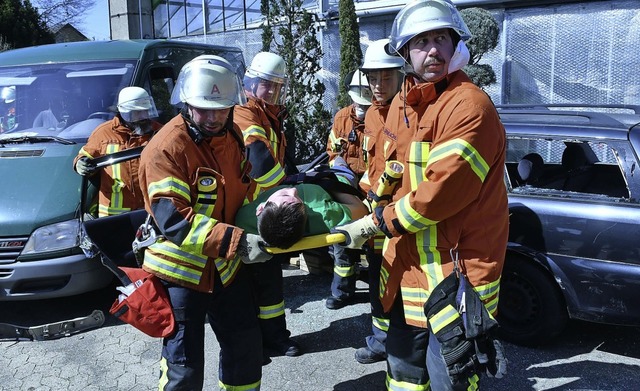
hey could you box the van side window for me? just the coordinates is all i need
[144,67,176,124]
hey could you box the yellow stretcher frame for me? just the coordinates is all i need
[264,233,346,254]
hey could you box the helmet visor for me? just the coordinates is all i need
[118,96,159,122]
[171,58,247,109]
[243,75,288,106]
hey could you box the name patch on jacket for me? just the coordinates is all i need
[383,127,397,142]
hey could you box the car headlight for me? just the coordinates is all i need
[22,219,81,254]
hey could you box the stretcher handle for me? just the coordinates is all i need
[265,233,346,254]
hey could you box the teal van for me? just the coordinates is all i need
[0,40,245,300]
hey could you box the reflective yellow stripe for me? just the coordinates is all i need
[467,374,480,390]
[243,125,267,140]
[98,204,131,217]
[386,374,430,391]
[396,195,438,234]
[379,263,389,299]
[408,141,429,190]
[417,226,444,290]
[194,194,216,216]
[429,139,489,183]
[78,147,94,159]
[215,256,242,287]
[151,240,208,268]
[373,235,385,251]
[218,379,261,391]
[182,214,214,255]
[148,176,191,201]
[474,278,501,316]
[258,300,285,320]
[334,264,355,278]
[372,316,389,332]
[401,286,429,324]
[254,163,285,189]
[362,135,371,164]
[159,357,169,390]
[428,303,460,334]
[144,252,201,285]
[106,144,126,213]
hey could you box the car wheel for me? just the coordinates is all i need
[497,254,568,346]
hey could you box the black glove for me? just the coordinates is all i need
[75,157,97,176]
[237,233,272,264]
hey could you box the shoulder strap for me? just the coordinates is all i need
[284,167,363,199]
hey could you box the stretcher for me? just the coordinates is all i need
[264,232,346,254]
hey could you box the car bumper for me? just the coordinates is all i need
[0,253,113,301]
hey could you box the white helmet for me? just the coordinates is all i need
[387,0,472,56]
[347,71,373,106]
[1,86,15,103]
[170,55,246,109]
[117,86,158,122]
[244,52,288,105]
[360,39,405,72]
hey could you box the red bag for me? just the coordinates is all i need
[109,267,176,338]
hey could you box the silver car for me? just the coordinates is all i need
[498,104,640,345]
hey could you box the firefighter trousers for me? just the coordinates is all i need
[386,293,481,391]
[365,249,387,356]
[247,253,291,345]
[159,267,262,391]
[329,244,360,299]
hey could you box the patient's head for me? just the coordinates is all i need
[256,187,307,249]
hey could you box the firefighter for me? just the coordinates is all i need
[324,70,373,310]
[73,86,161,217]
[332,0,509,389]
[354,38,405,365]
[234,51,301,358]
[0,85,17,132]
[138,55,271,390]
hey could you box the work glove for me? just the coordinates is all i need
[237,233,272,264]
[75,157,97,176]
[332,214,379,249]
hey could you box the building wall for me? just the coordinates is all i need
[110,0,640,113]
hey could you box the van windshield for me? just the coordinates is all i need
[0,60,136,142]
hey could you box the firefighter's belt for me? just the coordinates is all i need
[424,272,507,388]
[0,310,105,341]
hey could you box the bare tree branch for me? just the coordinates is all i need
[33,0,96,31]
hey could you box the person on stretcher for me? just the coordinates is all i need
[235,158,369,249]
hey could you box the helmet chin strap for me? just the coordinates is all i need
[181,105,234,142]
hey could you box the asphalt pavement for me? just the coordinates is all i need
[1,262,639,391]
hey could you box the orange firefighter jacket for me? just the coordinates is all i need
[360,100,392,253]
[360,100,391,195]
[138,115,255,293]
[234,97,288,197]
[326,105,367,182]
[376,70,509,328]
[74,116,160,217]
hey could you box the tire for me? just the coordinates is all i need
[497,254,569,346]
